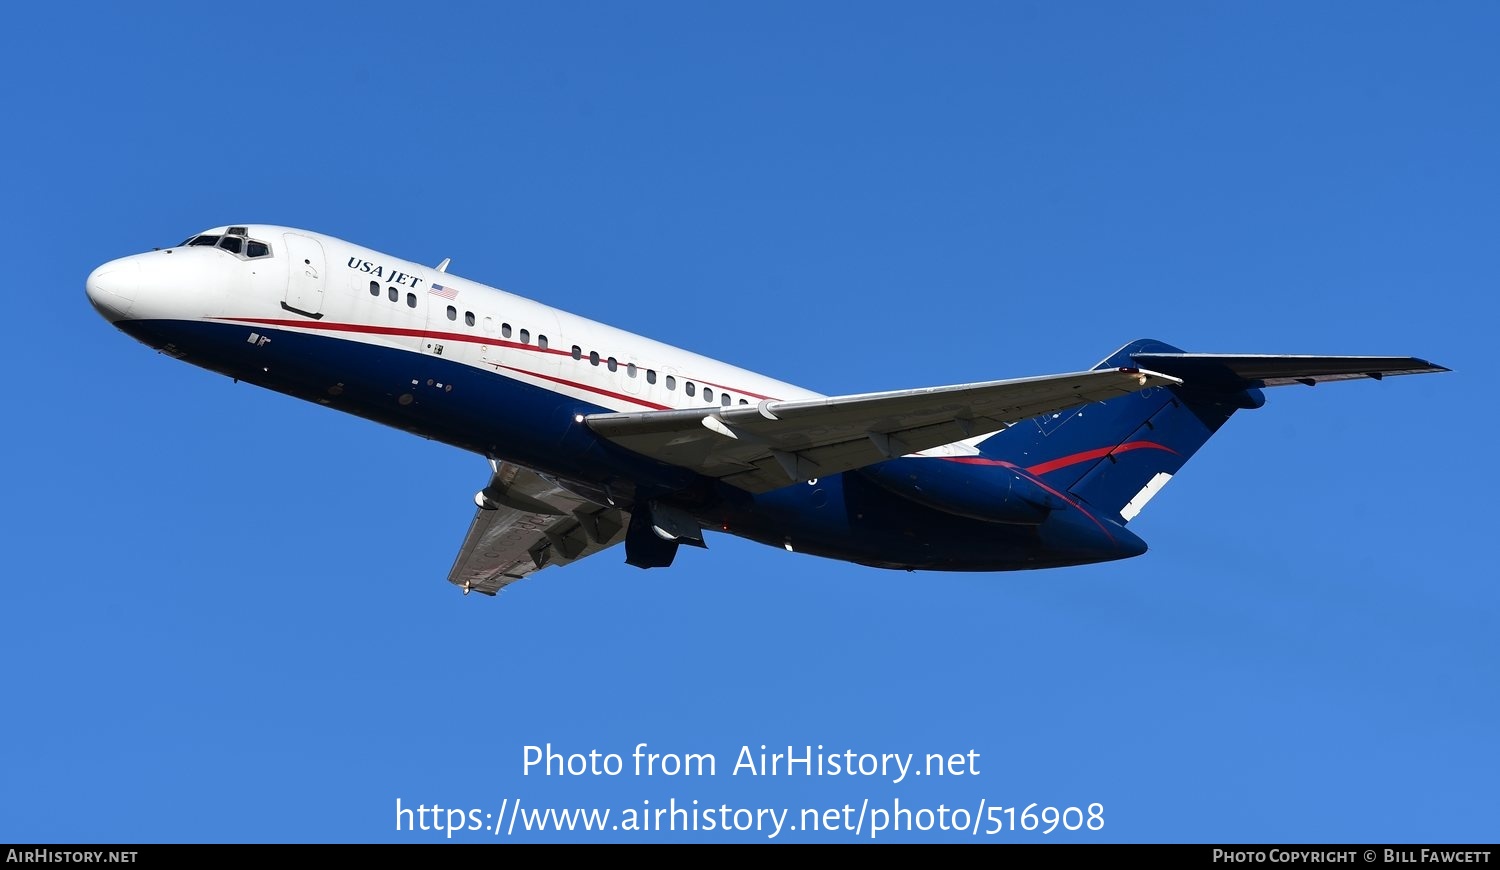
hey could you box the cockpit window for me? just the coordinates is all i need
[181,231,273,259]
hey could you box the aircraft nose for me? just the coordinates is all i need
[85,259,139,322]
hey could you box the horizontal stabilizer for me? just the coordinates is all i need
[971,339,1452,526]
[1129,353,1449,389]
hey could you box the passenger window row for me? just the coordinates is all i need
[369,285,549,347]
[359,281,741,406]
[568,344,748,407]
[369,281,419,308]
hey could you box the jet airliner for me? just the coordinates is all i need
[85,225,1448,596]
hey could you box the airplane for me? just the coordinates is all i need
[84,225,1448,596]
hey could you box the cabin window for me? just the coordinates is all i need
[589,351,600,366]
[703,387,713,402]
[685,382,695,397]
[571,345,582,360]
[607,357,618,372]
[537,335,548,350]
[519,329,530,344]
[721,393,732,407]
[501,323,512,339]
[646,369,657,384]
[465,311,475,326]
[665,375,676,390]
[406,292,417,308]
[217,236,243,254]
[246,240,271,258]
[370,281,380,297]
[388,287,398,302]
[627,363,637,378]
[446,305,457,321]
[739,398,749,405]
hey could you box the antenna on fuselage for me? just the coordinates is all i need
[435,258,451,273]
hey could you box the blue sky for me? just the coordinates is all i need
[2,2,1493,843]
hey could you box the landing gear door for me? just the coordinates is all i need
[282,233,325,318]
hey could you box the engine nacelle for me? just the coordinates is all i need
[858,457,1059,525]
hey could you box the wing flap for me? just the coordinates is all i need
[447,461,626,595]
[588,368,1181,493]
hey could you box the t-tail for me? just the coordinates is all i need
[973,338,1449,525]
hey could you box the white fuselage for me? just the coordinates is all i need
[85,223,1155,575]
[88,224,824,417]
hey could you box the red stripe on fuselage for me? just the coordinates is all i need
[1024,441,1178,477]
[939,457,1115,542]
[212,316,572,355]
[488,364,671,411]
[940,440,1177,477]
[938,441,1180,541]
[212,316,779,405]
[683,377,778,402]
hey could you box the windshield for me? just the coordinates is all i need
[178,231,273,259]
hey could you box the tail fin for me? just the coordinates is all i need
[977,338,1447,523]
[978,339,1255,523]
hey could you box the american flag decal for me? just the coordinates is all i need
[430,283,459,300]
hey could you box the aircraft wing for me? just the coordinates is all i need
[586,368,1181,494]
[447,460,627,596]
